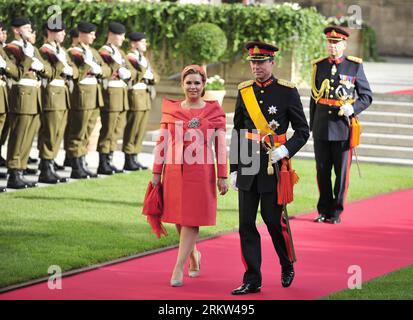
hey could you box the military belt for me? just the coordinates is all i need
[79,77,98,85]
[245,132,286,146]
[132,82,147,90]
[18,79,41,87]
[49,79,66,87]
[318,98,354,107]
[108,80,127,88]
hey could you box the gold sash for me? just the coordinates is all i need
[240,85,275,135]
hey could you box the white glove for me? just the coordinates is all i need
[271,145,289,163]
[230,171,238,191]
[118,67,131,80]
[340,103,354,117]
[30,57,44,72]
[0,55,6,69]
[143,68,154,80]
[22,43,34,58]
[90,62,102,75]
[63,65,73,77]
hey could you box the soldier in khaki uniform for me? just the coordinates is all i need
[98,22,135,175]
[67,21,111,179]
[124,32,158,170]
[0,22,19,190]
[38,21,79,184]
[5,17,52,189]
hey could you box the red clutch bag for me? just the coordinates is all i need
[142,181,168,238]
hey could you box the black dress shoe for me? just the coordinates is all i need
[231,283,261,295]
[313,214,327,223]
[281,266,295,288]
[7,170,37,189]
[325,217,341,224]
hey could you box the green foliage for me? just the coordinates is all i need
[181,22,227,65]
[0,0,327,77]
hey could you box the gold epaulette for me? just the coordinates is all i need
[311,57,327,65]
[238,80,254,90]
[347,56,363,64]
[277,79,296,88]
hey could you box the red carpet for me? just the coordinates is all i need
[389,89,413,94]
[1,189,413,300]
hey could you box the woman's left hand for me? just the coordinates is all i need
[217,178,228,195]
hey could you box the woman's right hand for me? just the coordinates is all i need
[152,173,161,186]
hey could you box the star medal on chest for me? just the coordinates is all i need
[188,117,200,129]
[268,119,280,131]
[268,105,278,115]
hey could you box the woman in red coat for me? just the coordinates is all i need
[151,65,228,287]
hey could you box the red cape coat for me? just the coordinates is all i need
[153,99,227,226]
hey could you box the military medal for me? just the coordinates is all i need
[331,65,337,75]
[268,105,278,115]
[268,119,280,131]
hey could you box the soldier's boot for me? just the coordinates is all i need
[52,161,69,183]
[63,154,72,167]
[80,156,98,178]
[0,172,7,179]
[97,153,115,175]
[28,157,39,165]
[108,152,124,174]
[38,160,60,184]
[7,170,38,189]
[53,161,65,171]
[70,157,90,179]
[135,154,148,170]
[23,167,38,175]
[124,153,140,171]
[0,146,6,167]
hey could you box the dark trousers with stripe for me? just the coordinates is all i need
[238,176,292,286]
[314,139,352,219]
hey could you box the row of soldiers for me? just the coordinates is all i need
[0,17,157,191]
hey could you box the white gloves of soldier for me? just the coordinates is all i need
[340,103,354,117]
[230,171,238,191]
[63,65,73,77]
[22,43,34,58]
[0,55,6,69]
[271,145,289,163]
[89,62,102,75]
[30,57,44,72]
[83,49,94,65]
[118,67,131,80]
[55,48,67,63]
[143,68,154,80]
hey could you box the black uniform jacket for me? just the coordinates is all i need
[230,76,309,193]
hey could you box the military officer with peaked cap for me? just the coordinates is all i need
[229,41,309,294]
[5,17,52,189]
[38,20,78,184]
[97,22,135,175]
[310,26,372,224]
[67,21,111,179]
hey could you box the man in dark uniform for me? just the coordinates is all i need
[310,26,372,224]
[230,41,309,295]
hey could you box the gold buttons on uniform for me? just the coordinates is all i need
[330,79,334,82]
[260,90,264,93]
[328,111,332,114]
[329,95,333,98]
[259,100,263,104]
[256,151,260,154]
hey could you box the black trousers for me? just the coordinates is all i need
[313,139,352,219]
[238,176,292,286]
